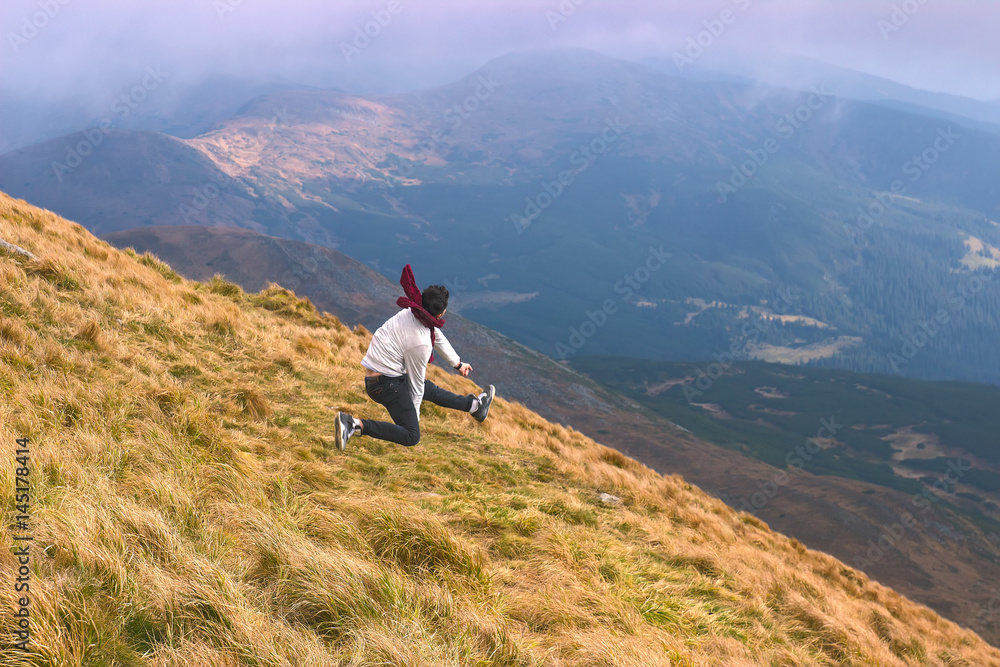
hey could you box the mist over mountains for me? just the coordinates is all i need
[653,53,1000,132]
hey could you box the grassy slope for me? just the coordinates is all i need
[1,192,998,666]
[92,225,1000,647]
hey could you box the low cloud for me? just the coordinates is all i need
[1,0,997,136]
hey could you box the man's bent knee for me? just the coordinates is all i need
[401,426,421,447]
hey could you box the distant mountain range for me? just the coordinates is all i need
[652,53,1000,132]
[0,75,308,154]
[0,131,286,233]
[3,48,1000,387]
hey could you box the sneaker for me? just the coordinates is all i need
[335,411,356,451]
[471,385,495,423]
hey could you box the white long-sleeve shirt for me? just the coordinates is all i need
[361,309,461,418]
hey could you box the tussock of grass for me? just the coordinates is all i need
[24,256,83,291]
[1,191,1000,666]
[229,388,271,421]
[251,284,336,330]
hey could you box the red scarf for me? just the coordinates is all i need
[396,264,445,362]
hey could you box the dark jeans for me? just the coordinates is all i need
[361,375,475,447]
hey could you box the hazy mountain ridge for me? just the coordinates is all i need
[0,130,284,235]
[0,75,310,155]
[652,54,1000,132]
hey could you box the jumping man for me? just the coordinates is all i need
[335,265,495,450]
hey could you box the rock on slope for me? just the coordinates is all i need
[2,191,999,665]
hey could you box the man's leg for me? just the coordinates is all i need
[423,380,476,412]
[359,376,421,447]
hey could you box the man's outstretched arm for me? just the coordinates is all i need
[434,330,471,376]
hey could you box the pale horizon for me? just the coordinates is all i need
[2,0,997,105]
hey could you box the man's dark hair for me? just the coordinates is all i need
[422,285,449,317]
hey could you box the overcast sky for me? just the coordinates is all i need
[2,0,998,103]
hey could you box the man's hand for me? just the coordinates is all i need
[455,362,473,377]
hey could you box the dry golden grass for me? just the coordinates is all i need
[1,191,999,666]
